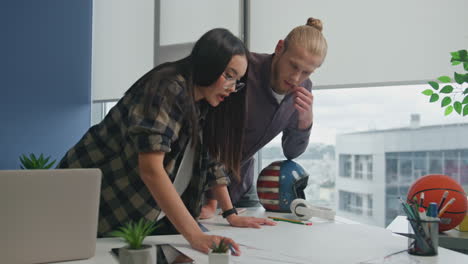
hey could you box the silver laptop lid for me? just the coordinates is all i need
[0,169,101,264]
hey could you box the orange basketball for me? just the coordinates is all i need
[407,174,467,231]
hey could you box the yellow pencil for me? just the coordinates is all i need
[438,197,456,218]
[267,216,312,225]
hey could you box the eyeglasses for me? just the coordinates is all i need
[222,72,245,92]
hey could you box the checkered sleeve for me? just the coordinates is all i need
[128,80,185,153]
[205,157,231,190]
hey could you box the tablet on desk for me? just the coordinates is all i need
[111,244,194,264]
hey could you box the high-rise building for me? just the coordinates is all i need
[335,119,468,227]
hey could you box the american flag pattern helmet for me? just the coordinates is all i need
[257,160,309,212]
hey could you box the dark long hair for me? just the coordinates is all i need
[195,28,249,182]
[126,28,248,181]
[203,84,247,182]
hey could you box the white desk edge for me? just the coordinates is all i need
[57,208,468,264]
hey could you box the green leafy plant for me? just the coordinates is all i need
[211,238,229,253]
[108,219,158,250]
[422,49,468,116]
[19,153,56,169]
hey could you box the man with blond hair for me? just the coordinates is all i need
[202,18,328,219]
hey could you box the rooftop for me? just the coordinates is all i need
[339,122,468,136]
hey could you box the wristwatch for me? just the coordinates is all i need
[222,208,238,218]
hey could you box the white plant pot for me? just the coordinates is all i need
[208,250,230,264]
[119,244,155,264]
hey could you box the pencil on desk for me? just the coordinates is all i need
[399,197,416,220]
[438,197,456,217]
[236,208,247,214]
[438,191,449,213]
[228,244,237,255]
[267,216,312,226]
[419,192,424,207]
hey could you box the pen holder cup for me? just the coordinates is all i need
[407,218,439,256]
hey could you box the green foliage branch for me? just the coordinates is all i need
[422,50,468,116]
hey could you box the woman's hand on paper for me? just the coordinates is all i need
[226,215,277,228]
[188,233,241,256]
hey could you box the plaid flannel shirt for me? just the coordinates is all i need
[58,71,229,236]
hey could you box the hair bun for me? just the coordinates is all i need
[306,17,323,32]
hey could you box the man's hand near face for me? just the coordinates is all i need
[292,86,313,130]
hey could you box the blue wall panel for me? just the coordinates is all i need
[0,0,92,169]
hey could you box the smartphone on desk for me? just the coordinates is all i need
[111,244,194,264]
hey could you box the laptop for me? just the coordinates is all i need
[0,169,102,264]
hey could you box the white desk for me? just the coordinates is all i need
[60,208,468,264]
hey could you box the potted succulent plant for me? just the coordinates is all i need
[109,218,158,264]
[19,153,56,169]
[208,238,231,264]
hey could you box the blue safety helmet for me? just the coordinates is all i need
[257,160,309,212]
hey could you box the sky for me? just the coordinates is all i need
[267,84,468,146]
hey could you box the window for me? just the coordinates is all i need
[355,155,363,179]
[384,149,468,225]
[354,155,373,180]
[385,194,401,226]
[339,190,351,212]
[339,190,369,215]
[399,152,413,184]
[462,150,468,186]
[367,160,373,180]
[262,85,467,227]
[386,153,398,185]
[93,84,467,228]
[367,194,373,216]
[444,150,460,181]
[355,195,363,215]
[413,152,427,179]
[429,151,443,174]
[233,85,468,227]
[339,154,352,178]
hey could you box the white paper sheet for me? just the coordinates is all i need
[153,222,409,264]
[207,222,408,264]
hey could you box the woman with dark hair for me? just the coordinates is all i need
[58,28,274,254]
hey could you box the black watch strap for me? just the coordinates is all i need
[222,208,238,218]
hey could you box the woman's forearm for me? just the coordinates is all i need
[138,152,203,242]
[211,185,234,212]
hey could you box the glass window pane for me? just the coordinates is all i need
[413,151,427,178]
[367,158,373,180]
[461,150,468,190]
[429,151,443,174]
[400,157,413,184]
[444,150,460,180]
[355,155,363,179]
[386,154,398,184]
[367,194,373,216]
[339,154,352,178]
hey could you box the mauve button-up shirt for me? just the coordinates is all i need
[228,52,313,204]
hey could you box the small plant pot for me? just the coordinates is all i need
[119,244,155,264]
[208,250,230,264]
